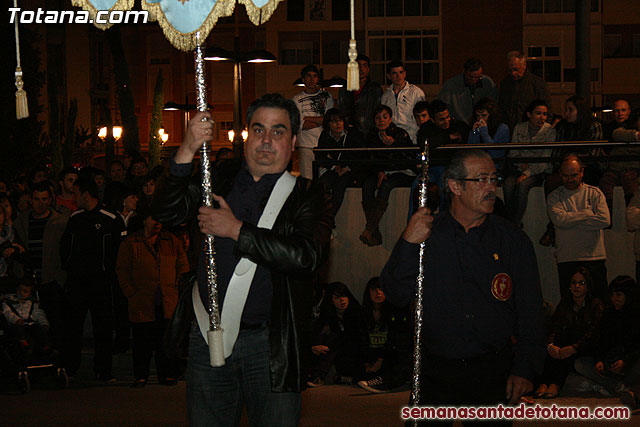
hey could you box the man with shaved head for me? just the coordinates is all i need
[548,155,610,301]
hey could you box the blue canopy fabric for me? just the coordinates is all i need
[71,0,285,51]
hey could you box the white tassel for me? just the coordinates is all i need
[15,67,29,120]
[14,0,28,120]
[346,0,359,91]
[347,39,359,91]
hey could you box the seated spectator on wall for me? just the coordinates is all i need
[406,101,439,220]
[413,101,430,128]
[574,276,640,397]
[534,268,603,399]
[306,282,366,387]
[417,100,469,188]
[316,108,365,219]
[467,97,510,163]
[600,104,640,213]
[357,277,412,394]
[360,105,415,247]
[503,99,556,226]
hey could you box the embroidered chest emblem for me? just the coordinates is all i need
[491,273,512,301]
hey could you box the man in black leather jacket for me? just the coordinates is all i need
[152,93,332,426]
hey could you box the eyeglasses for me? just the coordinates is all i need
[570,280,586,286]
[459,177,501,185]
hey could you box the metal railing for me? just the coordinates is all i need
[312,140,640,179]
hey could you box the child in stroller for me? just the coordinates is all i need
[1,278,66,392]
[2,280,51,357]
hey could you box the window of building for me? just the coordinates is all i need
[279,32,321,65]
[287,0,354,21]
[525,0,598,13]
[604,25,640,58]
[216,121,234,142]
[367,0,438,17]
[527,46,561,82]
[278,31,365,65]
[331,0,349,20]
[368,30,439,85]
[287,0,305,21]
[323,31,366,64]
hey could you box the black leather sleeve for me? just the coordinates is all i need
[235,178,333,278]
[152,171,202,227]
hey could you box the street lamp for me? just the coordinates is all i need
[112,124,122,141]
[292,75,345,88]
[164,100,213,137]
[98,122,123,156]
[227,129,248,144]
[204,10,276,158]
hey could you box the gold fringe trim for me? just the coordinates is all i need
[141,0,235,51]
[239,0,284,26]
[71,0,134,31]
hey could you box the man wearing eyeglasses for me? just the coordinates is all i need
[380,149,545,414]
[547,155,610,302]
[438,58,497,126]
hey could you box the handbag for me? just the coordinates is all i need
[163,274,195,360]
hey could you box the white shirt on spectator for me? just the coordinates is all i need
[381,81,425,144]
[547,183,610,264]
[291,89,334,149]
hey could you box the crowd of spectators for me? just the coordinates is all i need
[1,50,640,410]
[301,51,640,405]
[0,151,182,387]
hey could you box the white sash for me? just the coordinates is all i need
[193,171,297,359]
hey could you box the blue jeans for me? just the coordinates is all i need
[319,169,354,218]
[407,166,446,221]
[503,173,545,226]
[187,324,301,427]
[362,172,414,202]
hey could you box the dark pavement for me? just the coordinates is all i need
[1,347,637,426]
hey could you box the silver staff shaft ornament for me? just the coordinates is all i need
[194,35,224,368]
[410,145,429,419]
